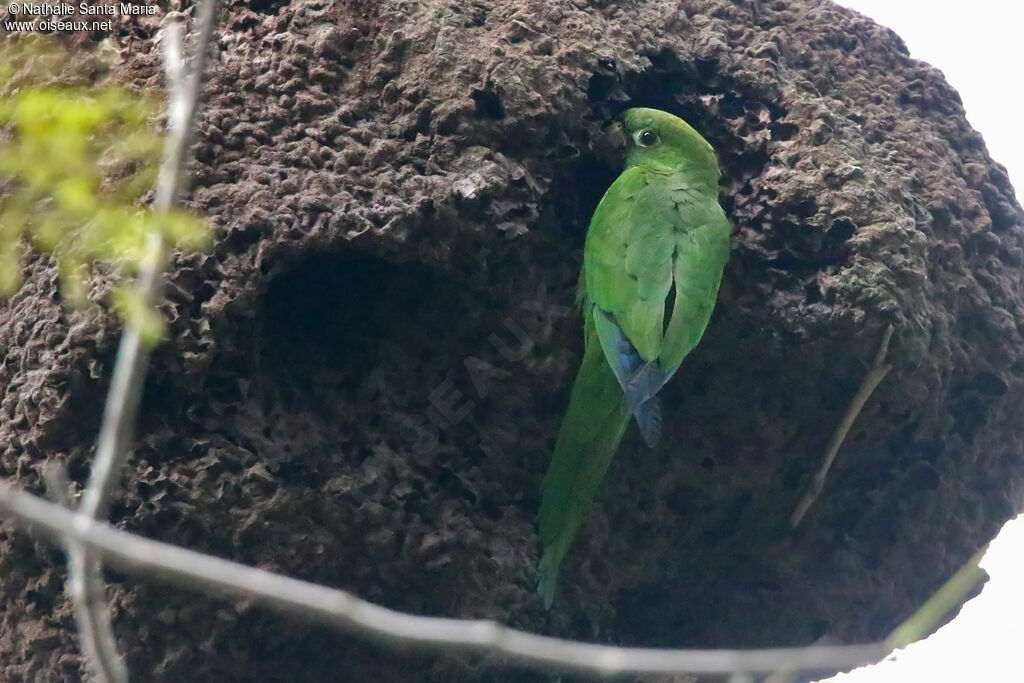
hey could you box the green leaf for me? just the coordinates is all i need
[0,37,211,339]
[0,242,22,296]
[112,287,165,347]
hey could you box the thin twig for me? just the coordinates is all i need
[78,0,217,524]
[766,542,989,683]
[61,5,219,683]
[0,482,891,677]
[885,546,988,650]
[44,465,127,683]
[791,325,894,527]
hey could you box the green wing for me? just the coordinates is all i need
[584,166,730,394]
[585,166,675,364]
[660,194,731,372]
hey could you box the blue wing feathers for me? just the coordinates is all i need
[593,305,669,448]
[633,395,662,447]
[622,363,670,415]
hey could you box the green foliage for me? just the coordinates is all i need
[0,36,209,340]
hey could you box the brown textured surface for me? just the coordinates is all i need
[3,0,1024,680]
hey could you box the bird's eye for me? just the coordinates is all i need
[636,130,659,147]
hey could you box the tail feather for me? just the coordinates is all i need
[622,363,670,415]
[633,396,662,448]
[538,321,630,607]
[537,551,561,609]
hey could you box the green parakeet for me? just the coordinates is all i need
[537,107,731,606]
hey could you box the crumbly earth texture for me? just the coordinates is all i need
[2,0,1023,681]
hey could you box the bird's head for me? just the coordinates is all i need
[614,107,720,186]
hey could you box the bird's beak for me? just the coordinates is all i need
[595,119,627,166]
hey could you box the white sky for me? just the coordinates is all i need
[821,2,1024,681]
[835,0,1022,195]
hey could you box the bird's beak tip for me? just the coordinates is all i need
[595,119,628,165]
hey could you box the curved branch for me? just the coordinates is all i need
[44,466,127,683]
[791,324,894,527]
[64,4,220,682]
[0,482,890,677]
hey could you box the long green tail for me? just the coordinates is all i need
[538,317,630,607]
